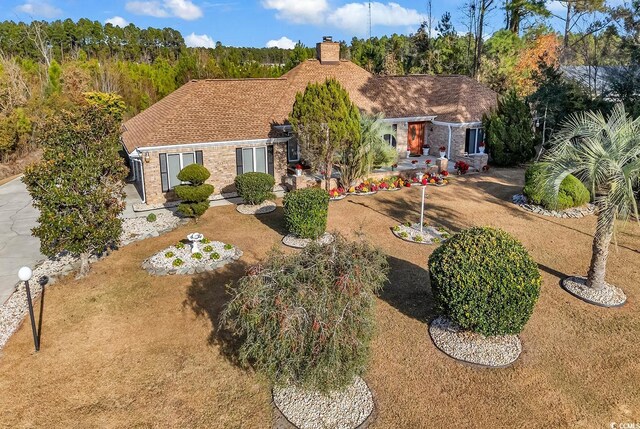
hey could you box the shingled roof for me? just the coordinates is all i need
[121,58,498,153]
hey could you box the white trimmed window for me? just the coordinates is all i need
[465,128,485,154]
[159,151,203,192]
[235,145,274,176]
[384,124,398,148]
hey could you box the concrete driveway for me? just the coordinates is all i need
[0,177,42,304]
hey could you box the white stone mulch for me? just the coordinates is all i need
[351,191,377,196]
[429,316,522,367]
[236,200,277,215]
[273,376,374,429]
[0,212,185,352]
[282,233,335,249]
[562,276,627,307]
[512,194,595,218]
[391,223,450,245]
[142,240,242,275]
[329,195,347,201]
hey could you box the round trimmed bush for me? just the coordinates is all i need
[234,172,275,205]
[146,213,157,222]
[283,187,329,239]
[523,164,590,210]
[174,164,214,220]
[221,234,389,392]
[428,227,541,336]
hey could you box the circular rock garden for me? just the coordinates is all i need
[142,236,242,275]
[561,276,627,307]
[236,200,277,215]
[282,232,335,249]
[512,194,595,218]
[273,376,375,429]
[391,222,450,244]
[429,316,522,367]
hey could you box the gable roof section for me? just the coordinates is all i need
[122,59,498,153]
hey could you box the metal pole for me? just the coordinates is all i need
[24,280,39,352]
[420,186,425,233]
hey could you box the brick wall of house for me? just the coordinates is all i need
[394,122,409,157]
[142,142,288,205]
[425,124,468,159]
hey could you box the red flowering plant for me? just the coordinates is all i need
[411,159,418,164]
[329,187,346,198]
[454,161,470,174]
[441,170,449,177]
[404,181,411,187]
[378,181,389,190]
[295,164,303,170]
[425,159,432,165]
[439,146,446,152]
[421,177,428,185]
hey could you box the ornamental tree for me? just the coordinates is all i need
[174,163,214,221]
[289,78,361,192]
[23,104,127,277]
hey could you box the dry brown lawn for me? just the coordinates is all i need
[1,168,639,429]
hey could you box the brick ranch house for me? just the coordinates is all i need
[121,38,498,206]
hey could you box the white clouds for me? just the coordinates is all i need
[547,1,566,14]
[126,0,203,20]
[266,36,296,49]
[105,16,129,27]
[185,33,216,48]
[328,2,425,34]
[15,0,62,18]
[261,0,329,24]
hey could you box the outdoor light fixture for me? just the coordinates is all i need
[144,152,150,163]
[18,266,39,352]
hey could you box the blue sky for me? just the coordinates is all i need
[0,0,619,49]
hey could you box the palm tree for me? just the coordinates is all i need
[538,104,640,299]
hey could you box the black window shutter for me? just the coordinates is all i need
[235,148,243,176]
[267,145,274,176]
[159,153,169,192]
[465,129,471,154]
[195,150,203,165]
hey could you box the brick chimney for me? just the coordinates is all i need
[316,36,340,64]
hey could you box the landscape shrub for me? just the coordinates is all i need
[523,163,590,210]
[234,172,275,205]
[428,227,541,336]
[283,187,329,239]
[221,234,389,392]
[146,213,157,222]
[174,164,214,220]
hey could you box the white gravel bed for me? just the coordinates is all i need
[329,195,347,201]
[282,233,335,249]
[120,211,186,245]
[429,316,522,367]
[350,191,377,196]
[391,223,450,245]
[1,211,186,351]
[562,276,627,307]
[512,194,595,218]
[236,200,277,215]
[142,240,242,275]
[273,376,374,429]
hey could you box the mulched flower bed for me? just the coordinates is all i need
[391,223,451,245]
[273,376,375,429]
[282,233,335,249]
[429,316,522,367]
[142,239,242,275]
[561,276,627,307]
[236,200,277,215]
[512,194,595,219]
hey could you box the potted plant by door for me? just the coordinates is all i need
[423,145,430,156]
[295,163,303,176]
[439,146,447,159]
[478,141,486,154]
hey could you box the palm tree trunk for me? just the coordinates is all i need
[586,213,614,290]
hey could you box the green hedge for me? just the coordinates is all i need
[221,234,389,392]
[523,164,590,210]
[283,187,329,239]
[234,172,275,205]
[174,164,214,219]
[428,227,541,336]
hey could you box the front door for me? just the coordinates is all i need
[408,122,425,155]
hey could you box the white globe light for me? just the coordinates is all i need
[18,266,32,281]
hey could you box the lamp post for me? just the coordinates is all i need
[420,185,426,234]
[18,266,39,352]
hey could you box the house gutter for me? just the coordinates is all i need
[130,137,290,155]
[432,120,483,128]
[130,156,146,204]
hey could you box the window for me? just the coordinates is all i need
[235,145,274,176]
[384,124,398,148]
[287,139,300,162]
[465,128,485,154]
[159,151,203,192]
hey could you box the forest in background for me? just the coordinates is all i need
[0,0,638,174]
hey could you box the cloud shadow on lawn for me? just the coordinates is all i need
[183,260,251,367]
[380,255,439,323]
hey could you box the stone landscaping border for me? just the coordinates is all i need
[329,195,347,201]
[282,233,335,249]
[512,194,595,218]
[391,223,450,245]
[561,276,627,308]
[350,191,377,196]
[428,316,522,368]
[236,201,277,215]
[272,376,375,429]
